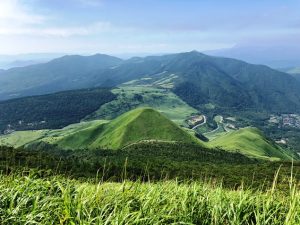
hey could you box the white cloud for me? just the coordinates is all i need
[0,21,113,37]
[0,0,114,37]
[0,0,45,25]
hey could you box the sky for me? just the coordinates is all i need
[0,0,299,55]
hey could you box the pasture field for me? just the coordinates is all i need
[85,85,198,125]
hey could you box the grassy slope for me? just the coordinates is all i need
[0,130,49,148]
[208,127,292,160]
[0,120,108,148]
[85,85,197,125]
[0,109,295,160]
[0,174,299,224]
[40,120,108,147]
[57,108,201,149]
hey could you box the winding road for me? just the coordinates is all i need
[191,115,207,130]
[203,116,224,135]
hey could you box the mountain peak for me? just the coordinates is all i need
[51,107,201,150]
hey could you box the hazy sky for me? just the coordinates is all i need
[0,0,299,55]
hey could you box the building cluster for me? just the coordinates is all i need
[187,115,204,126]
[282,114,300,128]
[269,114,300,128]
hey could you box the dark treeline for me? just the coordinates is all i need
[0,88,116,133]
[0,143,298,189]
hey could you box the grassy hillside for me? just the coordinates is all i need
[0,88,115,133]
[56,108,201,149]
[0,120,109,148]
[86,85,197,125]
[0,108,201,149]
[0,106,297,160]
[0,172,299,225]
[0,109,296,161]
[0,143,299,224]
[0,130,49,148]
[208,127,294,160]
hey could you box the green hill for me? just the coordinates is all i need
[208,127,294,160]
[51,108,201,150]
[0,109,296,161]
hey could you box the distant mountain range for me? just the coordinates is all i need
[0,53,65,69]
[1,51,300,112]
[206,45,300,68]
[3,60,44,69]
[0,54,122,100]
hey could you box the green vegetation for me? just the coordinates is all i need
[86,85,197,125]
[171,52,300,113]
[0,120,108,148]
[209,127,294,160]
[52,108,201,149]
[1,144,299,187]
[1,52,300,224]
[0,142,300,224]
[0,130,49,148]
[0,108,200,150]
[203,115,227,140]
[1,51,300,113]
[0,88,116,132]
[0,172,299,225]
[0,108,296,160]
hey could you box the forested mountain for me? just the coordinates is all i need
[169,52,300,112]
[1,51,300,112]
[0,54,122,100]
[0,88,115,132]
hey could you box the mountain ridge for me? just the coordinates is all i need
[1,51,300,112]
[0,54,123,100]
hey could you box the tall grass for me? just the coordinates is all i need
[0,171,299,224]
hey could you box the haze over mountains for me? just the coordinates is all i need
[1,51,300,113]
[0,53,65,70]
[206,45,300,68]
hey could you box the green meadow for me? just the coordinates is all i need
[85,85,197,125]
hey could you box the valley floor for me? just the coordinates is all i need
[0,172,299,225]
